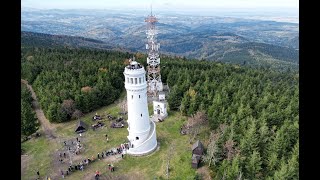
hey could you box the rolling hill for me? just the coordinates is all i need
[22,31,298,71]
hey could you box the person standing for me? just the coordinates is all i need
[36,170,40,179]
[60,169,64,179]
[95,170,100,178]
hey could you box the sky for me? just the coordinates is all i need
[22,0,299,11]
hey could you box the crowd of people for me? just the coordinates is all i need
[37,132,129,179]
[37,136,131,179]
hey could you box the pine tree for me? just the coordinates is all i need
[21,101,39,136]
[273,158,289,180]
[239,118,258,157]
[245,151,262,179]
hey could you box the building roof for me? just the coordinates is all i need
[153,100,166,104]
[192,140,204,151]
[126,60,142,70]
[76,120,88,129]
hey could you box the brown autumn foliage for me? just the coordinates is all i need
[187,111,208,128]
[187,111,208,143]
[27,56,34,61]
[81,86,92,93]
[61,99,75,116]
[123,59,130,65]
[98,67,108,72]
[135,52,144,59]
[223,139,239,161]
[71,109,83,120]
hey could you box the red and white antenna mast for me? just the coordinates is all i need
[145,5,163,98]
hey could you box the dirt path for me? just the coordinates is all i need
[21,79,57,139]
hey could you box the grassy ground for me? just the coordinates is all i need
[22,95,210,180]
[21,136,59,178]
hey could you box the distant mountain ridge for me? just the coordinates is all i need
[22,9,299,70]
[21,31,129,52]
[22,31,298,71]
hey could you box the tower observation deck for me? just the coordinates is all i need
[145,11,163,98]
[123,59,158,155]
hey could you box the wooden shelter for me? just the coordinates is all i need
[192,140,204,156]
[75,120,88,133]
[191,154,201,169]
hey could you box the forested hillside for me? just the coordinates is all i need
[21,84,39,137]
[21,31,115,50]
[22,31,298,71]
[21,38,298,178]
[21,47,128,122]
[160,58,299,179]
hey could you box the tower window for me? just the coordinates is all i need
[132,95,133,99]
[136,137,139,140]
[139,78,141,84]
[139,95,140,98]
[135,78,137,84]
[141,114,142,117]
[130,78,133,84]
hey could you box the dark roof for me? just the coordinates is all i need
[192,140,204,151]
[76,120,88,129]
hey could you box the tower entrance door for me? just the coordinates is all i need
[157,109,160,115]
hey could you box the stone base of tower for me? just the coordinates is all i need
[127,121,157,156]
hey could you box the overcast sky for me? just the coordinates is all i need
[22,0,299,11]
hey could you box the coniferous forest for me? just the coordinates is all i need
[21,47,127,122]
[21,44,298,179]
[161,58,299,179]
[21,84,39,138]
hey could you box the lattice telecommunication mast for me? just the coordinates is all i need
[145,9,163,98]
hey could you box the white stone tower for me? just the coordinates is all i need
[123,59,157,155]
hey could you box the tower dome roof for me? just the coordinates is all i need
[126,60,143,70]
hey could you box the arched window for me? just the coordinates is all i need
[141,114,142,117]
[139,95,140,98]
[135,78,137,84]
[139,78,141,84]
[132,95,133,99]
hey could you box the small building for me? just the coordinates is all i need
[153,100,168,118]
[75,120,88,133]
[192,140,204,156]
[191,154,201,169]
[159,92,165,101]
